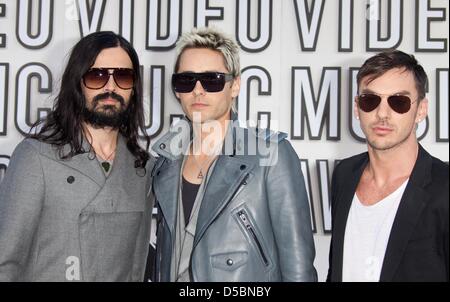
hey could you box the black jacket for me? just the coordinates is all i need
[327,145,449,282]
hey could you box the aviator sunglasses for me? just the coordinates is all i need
[82,68,134,90]
[172,72,234,93]
[357,93,417,114]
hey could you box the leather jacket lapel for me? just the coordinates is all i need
[153,159,182,236]
[193,154,255,248]
[151,120,192,236]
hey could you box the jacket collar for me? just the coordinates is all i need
[37,134,137,187]
[152,111,244,160]
[152,117,192,161]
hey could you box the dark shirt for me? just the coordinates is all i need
[182,176,200,226]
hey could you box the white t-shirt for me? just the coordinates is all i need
[342,179,409,282]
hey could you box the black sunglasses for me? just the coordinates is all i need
[357,93,416,114]
[82,68,134,90]
[172,72,234,93]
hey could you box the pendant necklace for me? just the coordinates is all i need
[191,154,216,179]
[189,143,219,179]
[98,148,116,173]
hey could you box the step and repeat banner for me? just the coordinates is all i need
[0,0,448,281]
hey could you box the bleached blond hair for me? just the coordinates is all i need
[174,27,241,78]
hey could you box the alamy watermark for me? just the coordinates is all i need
[164,113,281,167]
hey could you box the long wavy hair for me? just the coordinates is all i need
[30,31,150,169]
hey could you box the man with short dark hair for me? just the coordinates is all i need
[0,31,154,281]
[327,50,449,282]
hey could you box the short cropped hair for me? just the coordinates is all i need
[357,50,428,101]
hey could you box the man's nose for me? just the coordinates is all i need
[376,97,391,119]
[104,73,117,92]
[192,80,206,95]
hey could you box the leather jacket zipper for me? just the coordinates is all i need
[237,209,269,266]
[189,174,251,280]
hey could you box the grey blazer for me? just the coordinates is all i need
[152,119,317,282]
[0,136,155,281]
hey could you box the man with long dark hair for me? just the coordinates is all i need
[0,31,154,281]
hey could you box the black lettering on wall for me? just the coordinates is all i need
[194,0,223,28]
[146,0,182,50]
[76,0,106,37]
[16,0,53,49]
[293,0,325,51]
[236,0,273,52]
[366,0,403,51]
[14,63,52,136]
[415,0,447,52]
[291,67,341,140]
[0,63,8,136]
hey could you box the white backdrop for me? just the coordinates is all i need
[0,0,448,281]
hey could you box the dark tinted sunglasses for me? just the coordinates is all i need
[82,68,134,90]
[357,93,416,114]
[172,72,234,93]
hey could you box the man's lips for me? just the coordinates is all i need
[100,98,118,105]
[372,125,393,135]
[191,103,208,108]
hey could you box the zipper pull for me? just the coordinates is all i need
[237,210,251,229]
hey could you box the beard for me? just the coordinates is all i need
[82,92,130,129]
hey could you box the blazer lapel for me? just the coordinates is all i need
[90,135,147,212]
[332,154,368,281]
[379,145,431,281]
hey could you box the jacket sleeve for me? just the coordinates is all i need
[266,140,317,281]
[0,140,45,281]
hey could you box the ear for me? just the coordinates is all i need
[231,76,241,98]
[415,98,428,123]
[354,96,360,120]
